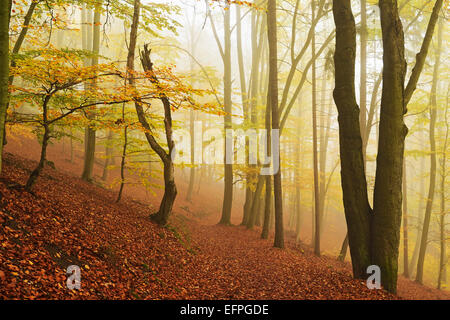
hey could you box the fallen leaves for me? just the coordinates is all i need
[0,138,449,300]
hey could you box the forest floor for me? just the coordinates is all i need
[0,133,449,300]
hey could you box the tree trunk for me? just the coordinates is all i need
[402,159,409,277]
[186,14,198,203]
[267,0,284,249]
[247,175,264,229]
[116,126,127,203]
[81,3,100,182]
[0,0,9,172]
[409,141,425,275]
[26,125,50,191]
[261,175,272,239]
[437,82,447,289]
[186,108,195,202]
[26,96,51,191]
[2,0,38,148]
[360,0,367,155]
[242,8,263,226]
[371,0,408,294]
[102,130,113,181]
[311,0,320,256]
[219,3,233,225]
[138,44,178,226]
[152,160,177,226]
[416,12,442,284]
[332,0,372,279]
[337,234,349,262]
[261,93,272,239]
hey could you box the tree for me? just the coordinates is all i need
[9,49,133,190]
[0,0,10,173]
[81,0,101,182]
[135,45,177,226]
[116,0,141,203]
[311,0,320,256]
[416,11,443,284]
[207,1,233,225]
[267,0,283,249]
[332,0,443,293]
[437,81,448,290]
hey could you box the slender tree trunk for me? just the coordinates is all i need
[0,0,9,171]
[242,8,263,226]
[186,14,198,202]
[219,3,233,225]
[186,110,195,202]
[102,130,113,180]
[409,141,425,275]
[261,176,272,239]
[402,159,409,277]
[311,0,320,256]
[318,64,331,237]
[267,0,284,249]
[247,175,264,229]
[416,13,442,284]
[82,2,101,182]
[437,83,448,289]
[337,234,349,262]
[295,113,303,243]
[360,0,367,156]
[241,8,253,225]
[70,126,74,163]
[26,125,50,191]
[2,0,38,148]
[116,0,140,202]
[261,92,272,239]
[26,96,51,191]
[116,125,127,203]
[333,0,372,279]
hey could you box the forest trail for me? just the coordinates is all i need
[0,134,448,300]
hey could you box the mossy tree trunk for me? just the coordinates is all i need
[0,0,10,172]
[333,0,442,293]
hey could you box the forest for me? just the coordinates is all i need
[0,0,448,301]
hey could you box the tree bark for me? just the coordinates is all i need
[267,0,284,249]
[82,2,101,182]
[437,79,448,289]
[0,0,9,172]
[137,45,178,226]
[219,2,233,225]
[371,0,408,294]
[337,234,349,262]
[247,175,264,229]
[311,0,320,256]
[332,0,372,279]
[102,130,113,181]
[404,0,444,106]
[2,0,39,148]
[402,159,409,277]
[416,10,442,284]
[360,0,367,155]
[26,96,52,191]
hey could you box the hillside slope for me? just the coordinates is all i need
[0,143,448,299]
